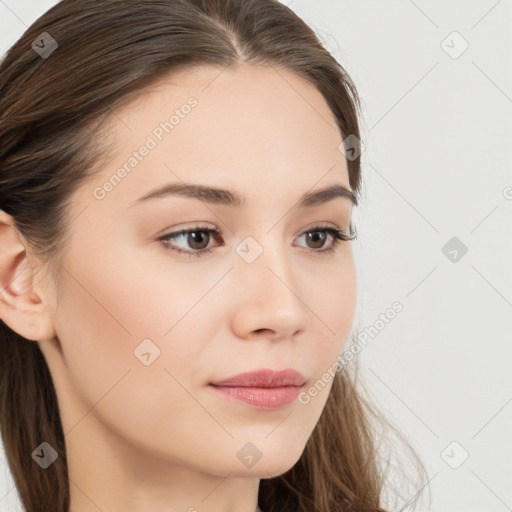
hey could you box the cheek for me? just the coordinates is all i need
[53,234,226,400]
[306,258,357,365]
[53,253,223,465]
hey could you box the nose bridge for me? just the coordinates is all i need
[232,226,307,322]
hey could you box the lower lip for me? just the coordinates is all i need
[208,385,302,409]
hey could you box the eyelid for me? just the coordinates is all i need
[158,220,351,236]
[157,222,349,242]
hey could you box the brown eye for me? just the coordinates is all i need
[184,230,211,250]
[157,224,356,258]
[304,230,329,250]
[158,227,223,258]
[295,226,356,254]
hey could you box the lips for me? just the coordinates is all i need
[209,368,306,388]
[208,368,306,409]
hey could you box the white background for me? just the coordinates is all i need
[1,1,511,511]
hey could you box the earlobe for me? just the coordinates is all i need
[0,211,56,341]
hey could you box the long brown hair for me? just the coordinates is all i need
[0,1,429,511]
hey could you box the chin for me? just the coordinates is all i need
[232,440,306,478]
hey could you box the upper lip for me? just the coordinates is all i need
[210,368,306,388]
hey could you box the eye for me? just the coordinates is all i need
[157,225,222,258]
[157,223,357,258]
[294,226,356,254]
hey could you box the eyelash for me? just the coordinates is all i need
[157,224,357,258]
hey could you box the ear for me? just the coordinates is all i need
[0,210,57,342]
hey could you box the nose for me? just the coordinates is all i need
[230,237,310,342]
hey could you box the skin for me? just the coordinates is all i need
[0,64,357,512]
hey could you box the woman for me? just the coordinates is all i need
[0,1,428,511]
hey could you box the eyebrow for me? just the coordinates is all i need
[133,182,358,209]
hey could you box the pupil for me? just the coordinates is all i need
[308,231,325,248]
[189,231,208,250]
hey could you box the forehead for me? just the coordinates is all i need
[85,63,351,211]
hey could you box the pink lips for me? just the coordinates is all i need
[209,369,306,409]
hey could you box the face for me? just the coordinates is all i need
[39,64,357,482]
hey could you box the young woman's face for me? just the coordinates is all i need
[40,64,357,485]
